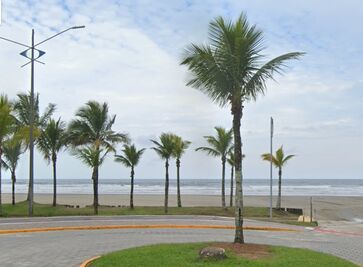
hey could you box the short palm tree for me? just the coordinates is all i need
[262,146,295,209]
[171,135,191,208]
[74,145,111,214]
[196,127,233,208]
[181,13,303,243]
[115,144,145,209]
[2,137,23,205]
[227,152,245,207]
[68,101,128,214]
[37,118,67,206]
[0,95,17,214]
[151,133,175,213]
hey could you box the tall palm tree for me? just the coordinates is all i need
[262,146,295,209]
[0,95,17,214]
[196,127,233,208]
[14,92,55,202]
[151,133,175,213]
[37,118,67,206]
[2,137,23,205]
[171,134,191,208]
[115,144,145,209]
[68,101,128,214]
[181,13,303,243]
[227,152,245,207]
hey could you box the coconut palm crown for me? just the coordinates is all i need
[181,12,303,243]
[14,92,55,143]
[68,101,128,148]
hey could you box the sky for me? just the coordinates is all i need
[0,0,362,180]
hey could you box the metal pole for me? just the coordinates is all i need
[0,26,85,217]
[28,29,35,216]
[310,196,313,223]
[269,117,273,220]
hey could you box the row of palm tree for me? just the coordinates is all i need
[0,91,295,218]
[0,96,193,215]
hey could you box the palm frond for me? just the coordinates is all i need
[244,52,305,101]
[114,155,132,167]
[181,12,304,108]
[150,133,175,160]
[198,127,233,158]
[196,146,220,157]
[262,146,295,167]
[68,101,127,150]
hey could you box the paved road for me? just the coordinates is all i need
[0,216,362,267]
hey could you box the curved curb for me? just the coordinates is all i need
[0,224,300,235]
[79,256,100,267]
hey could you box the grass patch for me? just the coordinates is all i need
[89,242,358,267]
[0,201,316,226]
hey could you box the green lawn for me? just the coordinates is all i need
[89,243,358,267]
[0,201,316,226]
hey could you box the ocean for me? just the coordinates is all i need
[1,179,363,196]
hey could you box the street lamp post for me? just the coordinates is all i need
[269,117,274,220]
[0,26,85,216]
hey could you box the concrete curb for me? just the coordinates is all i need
[79,256,100,267]
[0,224,300,235]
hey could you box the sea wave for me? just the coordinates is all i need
[1,179,362,196]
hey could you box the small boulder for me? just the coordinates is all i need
[199,247,226,260]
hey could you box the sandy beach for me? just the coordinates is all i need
[3,193,362,222]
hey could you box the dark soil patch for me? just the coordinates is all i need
[212,242,272,260]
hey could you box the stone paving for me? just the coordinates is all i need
[0,216,361,266]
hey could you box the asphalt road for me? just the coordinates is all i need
[0,216,362,267]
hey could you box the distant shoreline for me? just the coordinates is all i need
[2,178,362,196]
[3,193,363,222]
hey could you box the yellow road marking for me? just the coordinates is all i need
[0,224,299,235]
[79,256,100,267]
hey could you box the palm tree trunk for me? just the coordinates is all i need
[52,154,57,207]
[164,159,169,213]
[0,150,2,215]
[230,166,234,207]
[221,157,226,208]
[232,102,244,243]
[176,159,182,207]
[27,177,30,201]
[92,166,99,215]
[12,171,16,205]
[277,167,282,209]
[130,166,134,209]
